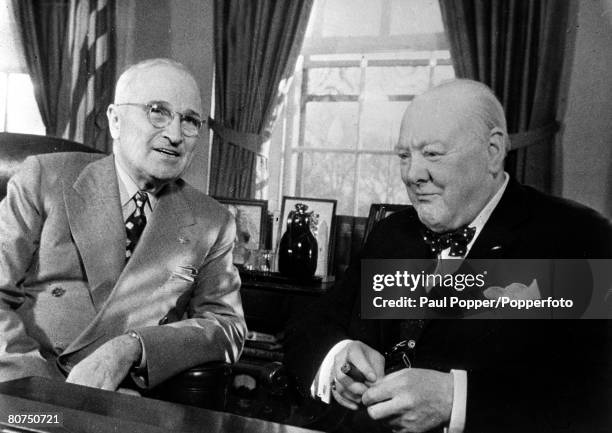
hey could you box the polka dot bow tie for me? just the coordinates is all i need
[421,226,477,257]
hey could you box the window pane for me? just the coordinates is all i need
[432,64,455,86]
[390,0,445,36]
[356,154,410,216]
[299,152,356,216]
[0,0,28,72]
[304,101,358,149]
[321,0,382,37]
[0,72,6,131]
[365,66,431,95]
[6,73,45,135]
[308,67,362,95]
[360,100,409,151]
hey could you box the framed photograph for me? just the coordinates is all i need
[363,203,410,246]
[279,196,337,276]
[214,197,267,266]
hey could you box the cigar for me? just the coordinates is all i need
[341,362,367,382]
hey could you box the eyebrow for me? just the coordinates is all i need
[150,100,202,117]
[394,140,444,153]
[182,109,201,117]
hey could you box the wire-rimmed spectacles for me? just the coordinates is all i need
[115,101,204,137]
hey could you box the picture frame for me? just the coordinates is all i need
[213,197,268,266]
[279,196,337,277]
[363,203,410,246]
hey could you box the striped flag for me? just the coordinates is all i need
[62,0,115,153]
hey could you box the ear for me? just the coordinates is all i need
[106,104,120,139]
[487,127,506,173]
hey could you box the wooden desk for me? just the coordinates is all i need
[0,377,322,433]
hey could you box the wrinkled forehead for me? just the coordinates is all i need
[116,65,202,114]
[397,96,467,149]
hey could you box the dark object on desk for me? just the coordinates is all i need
[241,269,323,286]
[0,377,323,433]
[145,361,232,411]
[363,203,410,247]
[279,203,318,279]
[0,132,103,200]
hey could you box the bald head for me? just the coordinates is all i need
[401,79,508,155]
[397,79,508,232]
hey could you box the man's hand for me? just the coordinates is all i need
[66,334,141,391]
[331,341,385,410]
[362,368,453,433]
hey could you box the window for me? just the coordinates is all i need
[0,0,45,135]
[268,0,454,216]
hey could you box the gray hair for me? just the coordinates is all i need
[114,58,197,103]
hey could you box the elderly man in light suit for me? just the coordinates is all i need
[0,58,246,391]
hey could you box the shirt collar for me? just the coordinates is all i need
[114,158,157,210]
[469,172,509,238]
[439,172,509,259]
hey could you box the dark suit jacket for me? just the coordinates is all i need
[285,179,612,432]
[0,153,246,387]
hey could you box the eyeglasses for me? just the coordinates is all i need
[115,102,204,137]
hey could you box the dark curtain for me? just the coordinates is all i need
[440,0,570,193]
[210,0,313,198]
[11,0,70,138]
[12,0,116,152]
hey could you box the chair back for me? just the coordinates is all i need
[0,132,103,199]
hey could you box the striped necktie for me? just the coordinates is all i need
[125,191,149,261]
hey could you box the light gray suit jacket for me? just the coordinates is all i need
[0,152,246,387]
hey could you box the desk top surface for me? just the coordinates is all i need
[0,377,322,433]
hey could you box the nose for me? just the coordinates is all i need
[402,153,430,186]
[163,115,183,146]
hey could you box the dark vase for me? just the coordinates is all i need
[278,203,318,279]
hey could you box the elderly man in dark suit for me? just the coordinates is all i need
[0,58,246,391]
[285,79,612,433]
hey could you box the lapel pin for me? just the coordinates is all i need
[178,237,189,244]
[491,245,502,251]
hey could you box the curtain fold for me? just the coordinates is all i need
[440,0,569,193]
[210,0,313,198]
[11,0,116,153]
[11,0,70,138]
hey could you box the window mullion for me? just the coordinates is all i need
[295,66,310,197]
[353,56,368,216]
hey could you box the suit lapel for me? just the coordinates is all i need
[467,178,529,259]
[121,181,196,272]
[64,155,125,311]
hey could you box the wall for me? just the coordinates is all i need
[557,0,612,218]
[115,0,214,193]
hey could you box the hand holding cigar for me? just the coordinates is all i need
[341,361,367,383]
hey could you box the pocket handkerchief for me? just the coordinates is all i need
[483,279,541,300]
[171,265,198,283]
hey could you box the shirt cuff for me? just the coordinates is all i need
[310,339,353,404]
[448,369,467,433]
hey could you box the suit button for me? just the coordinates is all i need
[407,339,416,349]
[51,287,65,297]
